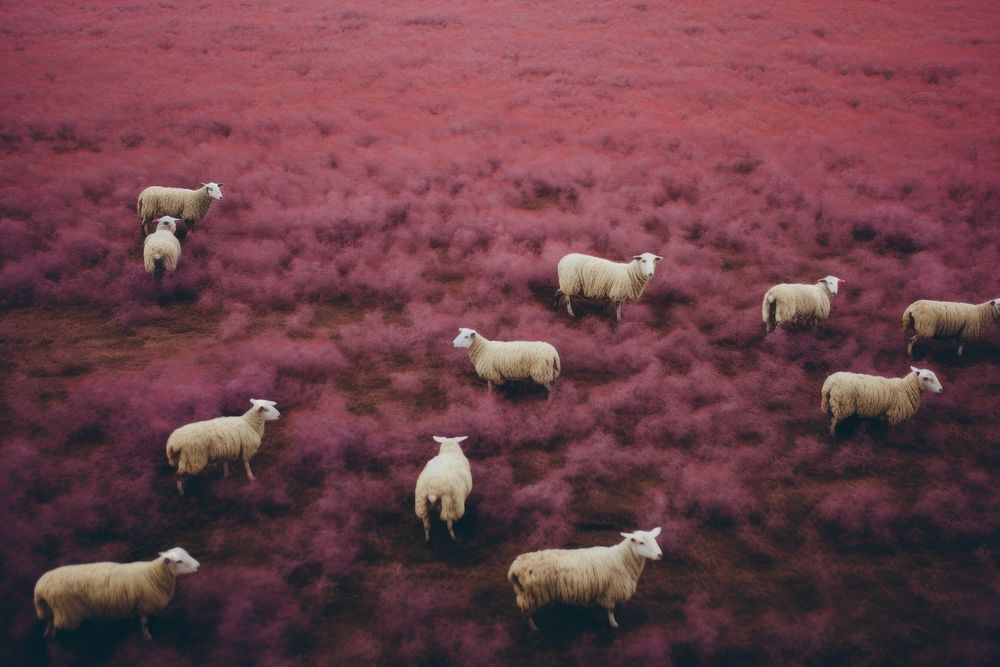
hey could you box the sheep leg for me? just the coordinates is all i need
[223,462,229,478]
[176,476,185,495]
[527,616,540,632]
[422,517,431,543]
[957,342,964,356]
[615,304,622,321]
[606,606,619,629]
[487,381,493,394]
[140,615,152,640]
[565,295,575,317]
[447,519,457,542]
[907,335,919,356]
[243,458,255,482]
[43,621,55,639]
[828,417,838,436]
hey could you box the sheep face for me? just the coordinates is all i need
[160,547,200,575]
[203,182,224,200]
[990,298,1000,314]
[453,328,477,349]
[250,398,281,420]
[620,527,663,561]
[154,216,179,233]
[909,367,943,393]
[631,252,663,279]
[821,275,844,294]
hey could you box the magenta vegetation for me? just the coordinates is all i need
[1,1,999,665]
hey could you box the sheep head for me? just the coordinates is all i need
[202,182,224,200]
[909,367,943,393]
[453,328,477,348]
[160,547,200,575]
[620,527,663,560]
[821,275,844,294]
[631,252,663,279]
[250,398,281,420]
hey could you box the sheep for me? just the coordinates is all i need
[137,182,223,238]
[452,328,560,396]
[507,527,663,631]
[902,298,1000,356]
[414,435,473,543]
[762,275,844,333]
[166,399,280,495]
[33,547,200,640]
[554,252,663,320]
[143,216,181,278]
[821,366,942,435]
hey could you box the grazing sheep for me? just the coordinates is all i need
[821,366,942,435]
[34,547,199,640]
[166,399,280,495]
[414,436,473,543]
[137,182,223,238]
[452,328,560,396]
[143,216,181,278]
[508,528,663,631]
[555,252,663,320]
[762,275,843,333]
[902,298,1000,356]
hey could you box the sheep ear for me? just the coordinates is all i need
[654,255,663,261]
[433,436,447,443]
[454,436,468,443]
[632,255,642,261]
[910,366,920,375]
[620,532,632,539]
[650,527,662,537]
[163,557,172,564]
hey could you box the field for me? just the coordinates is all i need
[1,1,999,664]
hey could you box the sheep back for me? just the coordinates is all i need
[34,559,175,630]
[143,230,181,273]
[507,541,644,613]
[821,372,921,425]
[414,448,472,522]
[469,337,560,386]
[763,283,830,329]
[138,186,211,222]
[557,254,648,303]
[903,300,996,341]
[166,411,265,476]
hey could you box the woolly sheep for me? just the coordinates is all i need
[762,275,843,333]
[507,527,663,631]
[414,435,473,543]
[452,328,560,396]
[821,366,942,435]
[143,216,182,277]
[137,182,223,238]
[555,252,663,320]
[902,298,1000,356]
[166,399,280,495]
[34,547,199,640]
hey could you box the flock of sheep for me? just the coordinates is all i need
[32,181,1000,644]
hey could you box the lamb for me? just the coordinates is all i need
[902,298,1000,356]
[452,328,560,396]
[414,436,473,543]
[143,216,182,278]
[762,275,844,333]
[507,527,663,631]
[821,366,942,435]
[554,252,663,320]
[166,399,280,495]
[33,547,199,640]
[137,182,223,238]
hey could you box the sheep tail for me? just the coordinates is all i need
[509,571,524,594]
[34,593,51,621]
[820,386,830,415]
[428,494,438,506]
[553,355,561,373]
[166,445,178,468]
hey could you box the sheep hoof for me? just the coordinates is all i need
[527,618,540,632]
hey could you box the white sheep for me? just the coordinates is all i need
[507,527,663,631]
[414,435,473,543]
[762,275,843,333]
[137,182,223,238]
[166,399,280,495]
[34,547,200,640]
[821,366,942,435]
[902,298,1000,356]
[452,328,560,396]
[555,252,663,320]
[143,216,182,277]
